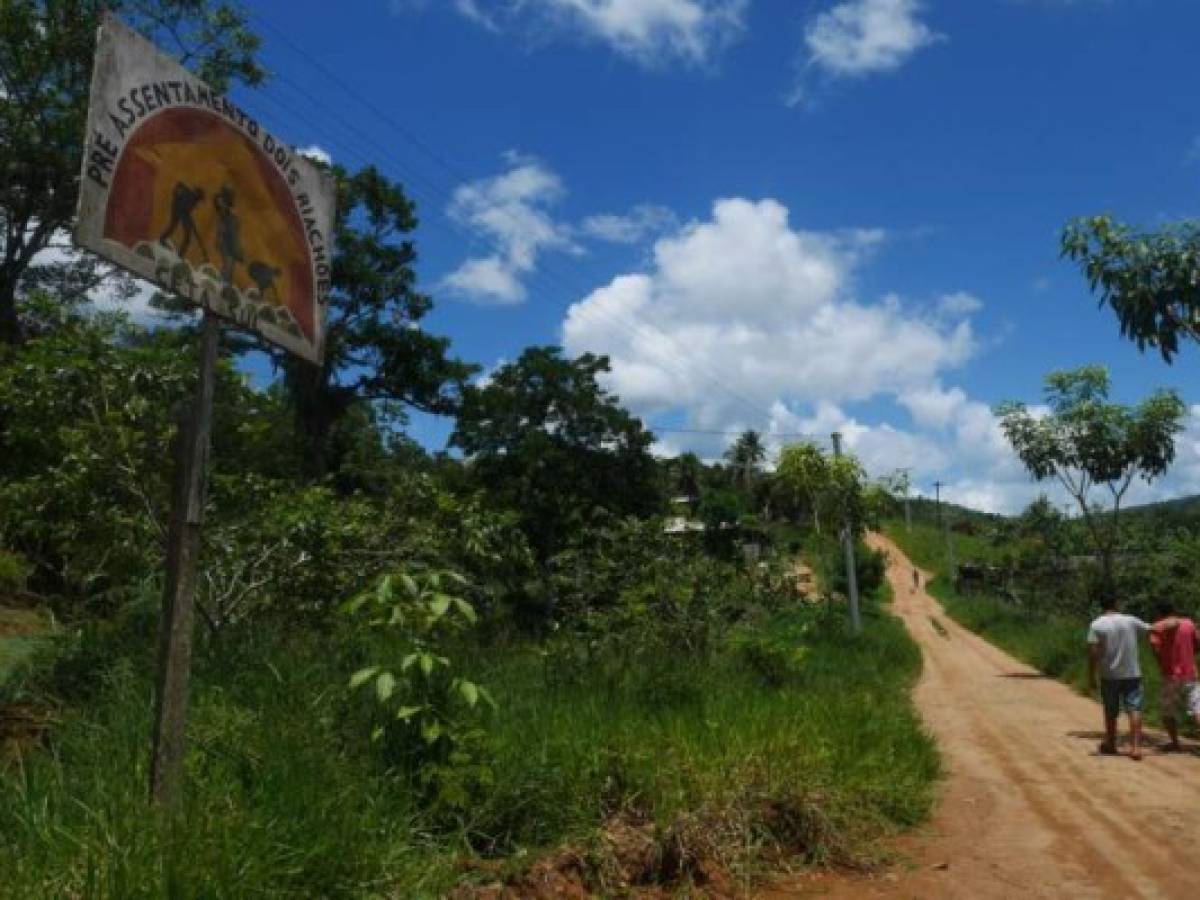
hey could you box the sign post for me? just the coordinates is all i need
[149,311,219,805]
[74,15,335,807]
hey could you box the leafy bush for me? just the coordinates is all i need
[0,549,31,593]
[344,568,497,823]
[815,536,886,598]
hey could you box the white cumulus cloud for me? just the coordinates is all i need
[562,196,975,427]
[789,0,942,105]
[443,152,579,305]
[553,195,1155,516]
[413,0,747,65]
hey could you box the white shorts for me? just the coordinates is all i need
[1160,681,1200,718]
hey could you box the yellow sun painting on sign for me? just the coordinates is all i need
[104,106,317,343]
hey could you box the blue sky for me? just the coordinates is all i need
[222,0,1200,512]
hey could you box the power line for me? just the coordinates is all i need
[244,13,781,429]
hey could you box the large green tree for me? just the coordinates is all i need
[450,347,661,559]
[997,366,1185,596]
[0,0,264,344]
[268,165,476,479]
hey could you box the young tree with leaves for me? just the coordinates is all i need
[997,366,1185,597]
[0,0,264,344]
[774,441,829,532]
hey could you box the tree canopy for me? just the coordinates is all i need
[997,365,1186,594]
[271,164,476,478]
[450,347,661,559]
[773,441,875,536]
[1062,215,1200,362]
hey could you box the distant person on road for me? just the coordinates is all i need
[1087,596,1151,761]
[912,568,921,593]
[1149,603,1200,752]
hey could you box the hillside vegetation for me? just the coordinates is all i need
[0,307,939,896]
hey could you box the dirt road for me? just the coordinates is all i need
[789,533,1200,900]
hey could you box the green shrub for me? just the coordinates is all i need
[0,549,31,593]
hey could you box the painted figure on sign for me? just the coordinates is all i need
[159,182,208,262]
[213,184,244,284]
[247,261,282,302]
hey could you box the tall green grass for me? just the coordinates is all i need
[0,607,51,704]
[1,595,938,897]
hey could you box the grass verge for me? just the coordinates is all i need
[0,587,938,897]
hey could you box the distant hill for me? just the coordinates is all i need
[904,496,1005,528]
[907,493,1200,531]
[1121,494,1200,529]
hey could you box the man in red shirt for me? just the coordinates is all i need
[1149,603,1200,752]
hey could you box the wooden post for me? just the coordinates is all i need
[149,310,220,807]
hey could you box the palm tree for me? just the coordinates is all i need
[725,430,766,494]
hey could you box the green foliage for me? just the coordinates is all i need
[1,629,451,898]
[997,365,1186,594]
[1062,215,1200,362]
[773,441,886,538]
[0,308,190,597]
[810,534,886,599]
[266,165,476,478]
[452,347,662,559]
[0,549,31,593]
[774,441,829,529]
[724,429,767,496]
[2,546,940,894]
[697,488,747,557]
[663,450,704,499]
[344,568,497,821]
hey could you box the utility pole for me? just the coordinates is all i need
[933,480,956,592]
[934,480,942,529]
[831,432,862,634]
[900,467,912,532]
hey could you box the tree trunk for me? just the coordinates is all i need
[288,360,334,481]
[0,272,23,345]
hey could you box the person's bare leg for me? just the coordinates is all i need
[1129,712,1144,760]
[1102,715,1118,754]
[1164,715,1180,751]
